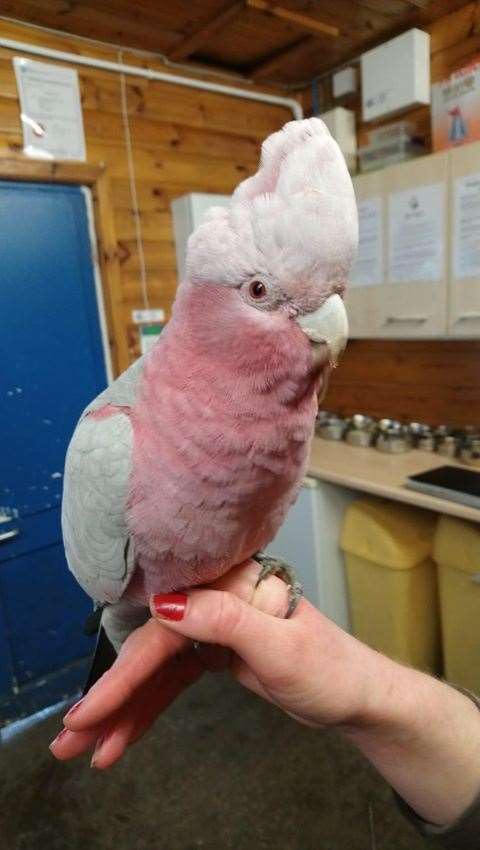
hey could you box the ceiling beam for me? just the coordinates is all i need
[251,34,317,80]
[246,0,340,38]
[168,1,245,61]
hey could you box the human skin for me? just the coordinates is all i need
[50,560,480,828]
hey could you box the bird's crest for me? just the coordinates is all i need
[185,118,358,291]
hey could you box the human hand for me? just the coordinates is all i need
[49,560,292,767]
[50,558,382,770]
[138,580,480,829]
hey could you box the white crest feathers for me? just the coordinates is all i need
[184,118,358,291]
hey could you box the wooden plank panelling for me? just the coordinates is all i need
[168,1,245,61]
[323,340,480,428]
[0,18,291,372]
[1,0,470,83]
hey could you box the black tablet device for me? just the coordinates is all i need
[405,465,480,511]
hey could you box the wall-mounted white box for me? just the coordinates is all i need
[361,28,430,122]
[171,192,230,282]
[320,106,357,173]
[333,66,357,99]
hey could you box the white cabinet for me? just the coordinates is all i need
[379,151,449,338]
[348,153,449,340]
[171,192,230,282]
[171,165,480,340]
[448,142,480,338]
[346,170,385,338]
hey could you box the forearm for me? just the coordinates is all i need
[343,651,480,827]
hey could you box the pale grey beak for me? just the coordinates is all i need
[296,294,349,366]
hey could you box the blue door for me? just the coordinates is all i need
[0,182,108,724]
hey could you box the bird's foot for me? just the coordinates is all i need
[254,553,303,618]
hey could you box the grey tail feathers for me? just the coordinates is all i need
[82,610,117,695]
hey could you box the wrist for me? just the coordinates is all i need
[339,649,480,826]
[337,638,417,738]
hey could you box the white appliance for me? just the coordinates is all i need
[320,107,357,173]
[333,66,357,99]
[361,28,430,122]
[265,477,358,631]
[171,192,231,281]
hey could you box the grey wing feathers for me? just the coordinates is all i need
[83,354,146,415]
[62,410,135,604]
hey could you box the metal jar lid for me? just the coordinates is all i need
[317,416,346,441]
[436,435,458,457]
[375,427,412,454]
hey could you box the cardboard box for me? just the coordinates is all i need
[431,59,480,151]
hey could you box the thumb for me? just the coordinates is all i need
[149,589,290,675]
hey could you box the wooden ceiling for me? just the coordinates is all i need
[1,0,471,85]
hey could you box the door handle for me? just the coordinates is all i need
[455,312,480,322]
[385,315,428,324]
[0,528,19,543]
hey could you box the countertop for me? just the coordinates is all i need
[308,437,480,523]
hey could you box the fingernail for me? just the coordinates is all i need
[90,735,104,769]
[152,593,187,621]
[63,697,84,721]
[49,727,68,751]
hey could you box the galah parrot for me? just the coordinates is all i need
[62,117,358,668]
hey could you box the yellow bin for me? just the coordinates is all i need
[340,498,440,672]
[434,515,480,693]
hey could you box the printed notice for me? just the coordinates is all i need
[13,57,86,160]
[388,183,444,283]
[349,197,383,287]
[453,172,480,278]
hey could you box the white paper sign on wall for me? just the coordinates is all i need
[349,197,383,287]
[453,172,480,279]
[388,183,444,283]
[13,57,86,161]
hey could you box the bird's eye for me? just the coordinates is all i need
[249,280,266,299]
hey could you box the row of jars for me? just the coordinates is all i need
[316,413,480,466]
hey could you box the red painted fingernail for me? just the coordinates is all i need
[152,593,187,621]
[49,727,68,751]
[63,697,84,721]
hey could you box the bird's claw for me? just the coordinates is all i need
[254,553,303,618]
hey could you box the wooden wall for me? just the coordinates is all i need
[303,2,480,429]
[0,18,291,372]
[322,340,480,428]
[2,11,479,428]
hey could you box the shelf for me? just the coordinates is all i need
[308,438,480,523]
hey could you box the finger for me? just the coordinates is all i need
[64,561,289,732]
[213,559,290,617]
[230,656,273,702]
[191,644,232,672]
[64,618,188,731]
[210,559,262,599]
[149,588,300,681]
[127,649,204,746]
[90,715,136,770]
[49,725,100,760]
[91,650,204,768]
[250,571,292,617]
[192,560,290,671]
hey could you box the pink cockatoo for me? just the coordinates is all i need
[62,117,358,663]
